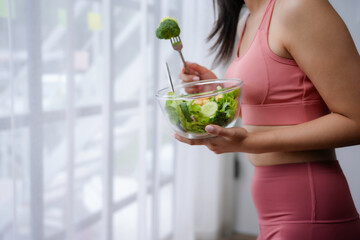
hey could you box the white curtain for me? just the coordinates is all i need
[0,0,234,240]
[173,1,236,240]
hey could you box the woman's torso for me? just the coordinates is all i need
[243,125,336,166]
[228,0,336,166]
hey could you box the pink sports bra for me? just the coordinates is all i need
[225,0,330,125]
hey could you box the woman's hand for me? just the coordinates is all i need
[178,62,218,93]
[174,125,250,154]
[179,62,217,82]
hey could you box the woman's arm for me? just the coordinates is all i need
[267,0,360,150]
[174,0,360,154]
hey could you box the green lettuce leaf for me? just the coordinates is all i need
[164,88,239,134]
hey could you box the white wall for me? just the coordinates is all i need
[233,153,258,235]
[234,0,360,235]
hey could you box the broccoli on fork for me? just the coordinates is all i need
[155,17,181,39]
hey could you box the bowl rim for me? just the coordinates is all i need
[155,78,243,100]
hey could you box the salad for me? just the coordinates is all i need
[165,86,240,133]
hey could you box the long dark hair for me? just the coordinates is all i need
[208,0,245,65]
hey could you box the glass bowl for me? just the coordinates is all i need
[155,79,243,139]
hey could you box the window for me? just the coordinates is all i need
[0,0,181,239]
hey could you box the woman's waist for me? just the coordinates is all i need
[246,149,337,166]
[242,124,336,166]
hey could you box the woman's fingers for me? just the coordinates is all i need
[174,126,248,154]
[178,61,217,93]
[184,86,199,94]
[178,72,201,93]
[181,63,199,75]
[174,132,231,154]
[182,62,218,81]
[178,72,200,83]
[185,62,211,75]
[205,125,247,140]
[174,134,207,145]
[205,125,235,138]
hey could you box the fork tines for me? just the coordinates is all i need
[170,36,182,45]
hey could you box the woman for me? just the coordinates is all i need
[175,0,360,239]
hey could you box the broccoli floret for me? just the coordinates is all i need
[155,17,181,39]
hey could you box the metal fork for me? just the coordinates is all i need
[170,36,190,73]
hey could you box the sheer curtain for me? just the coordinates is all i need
[0,0,234,239]
[174,1,236,240]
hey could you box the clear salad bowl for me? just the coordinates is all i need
[155,79,243,139]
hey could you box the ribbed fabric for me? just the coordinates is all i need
[225,0,330,125]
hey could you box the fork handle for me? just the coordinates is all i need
[178,50,190,74]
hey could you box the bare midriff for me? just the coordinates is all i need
[243,125,337,167]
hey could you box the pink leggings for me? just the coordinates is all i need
[252,160,360,240]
